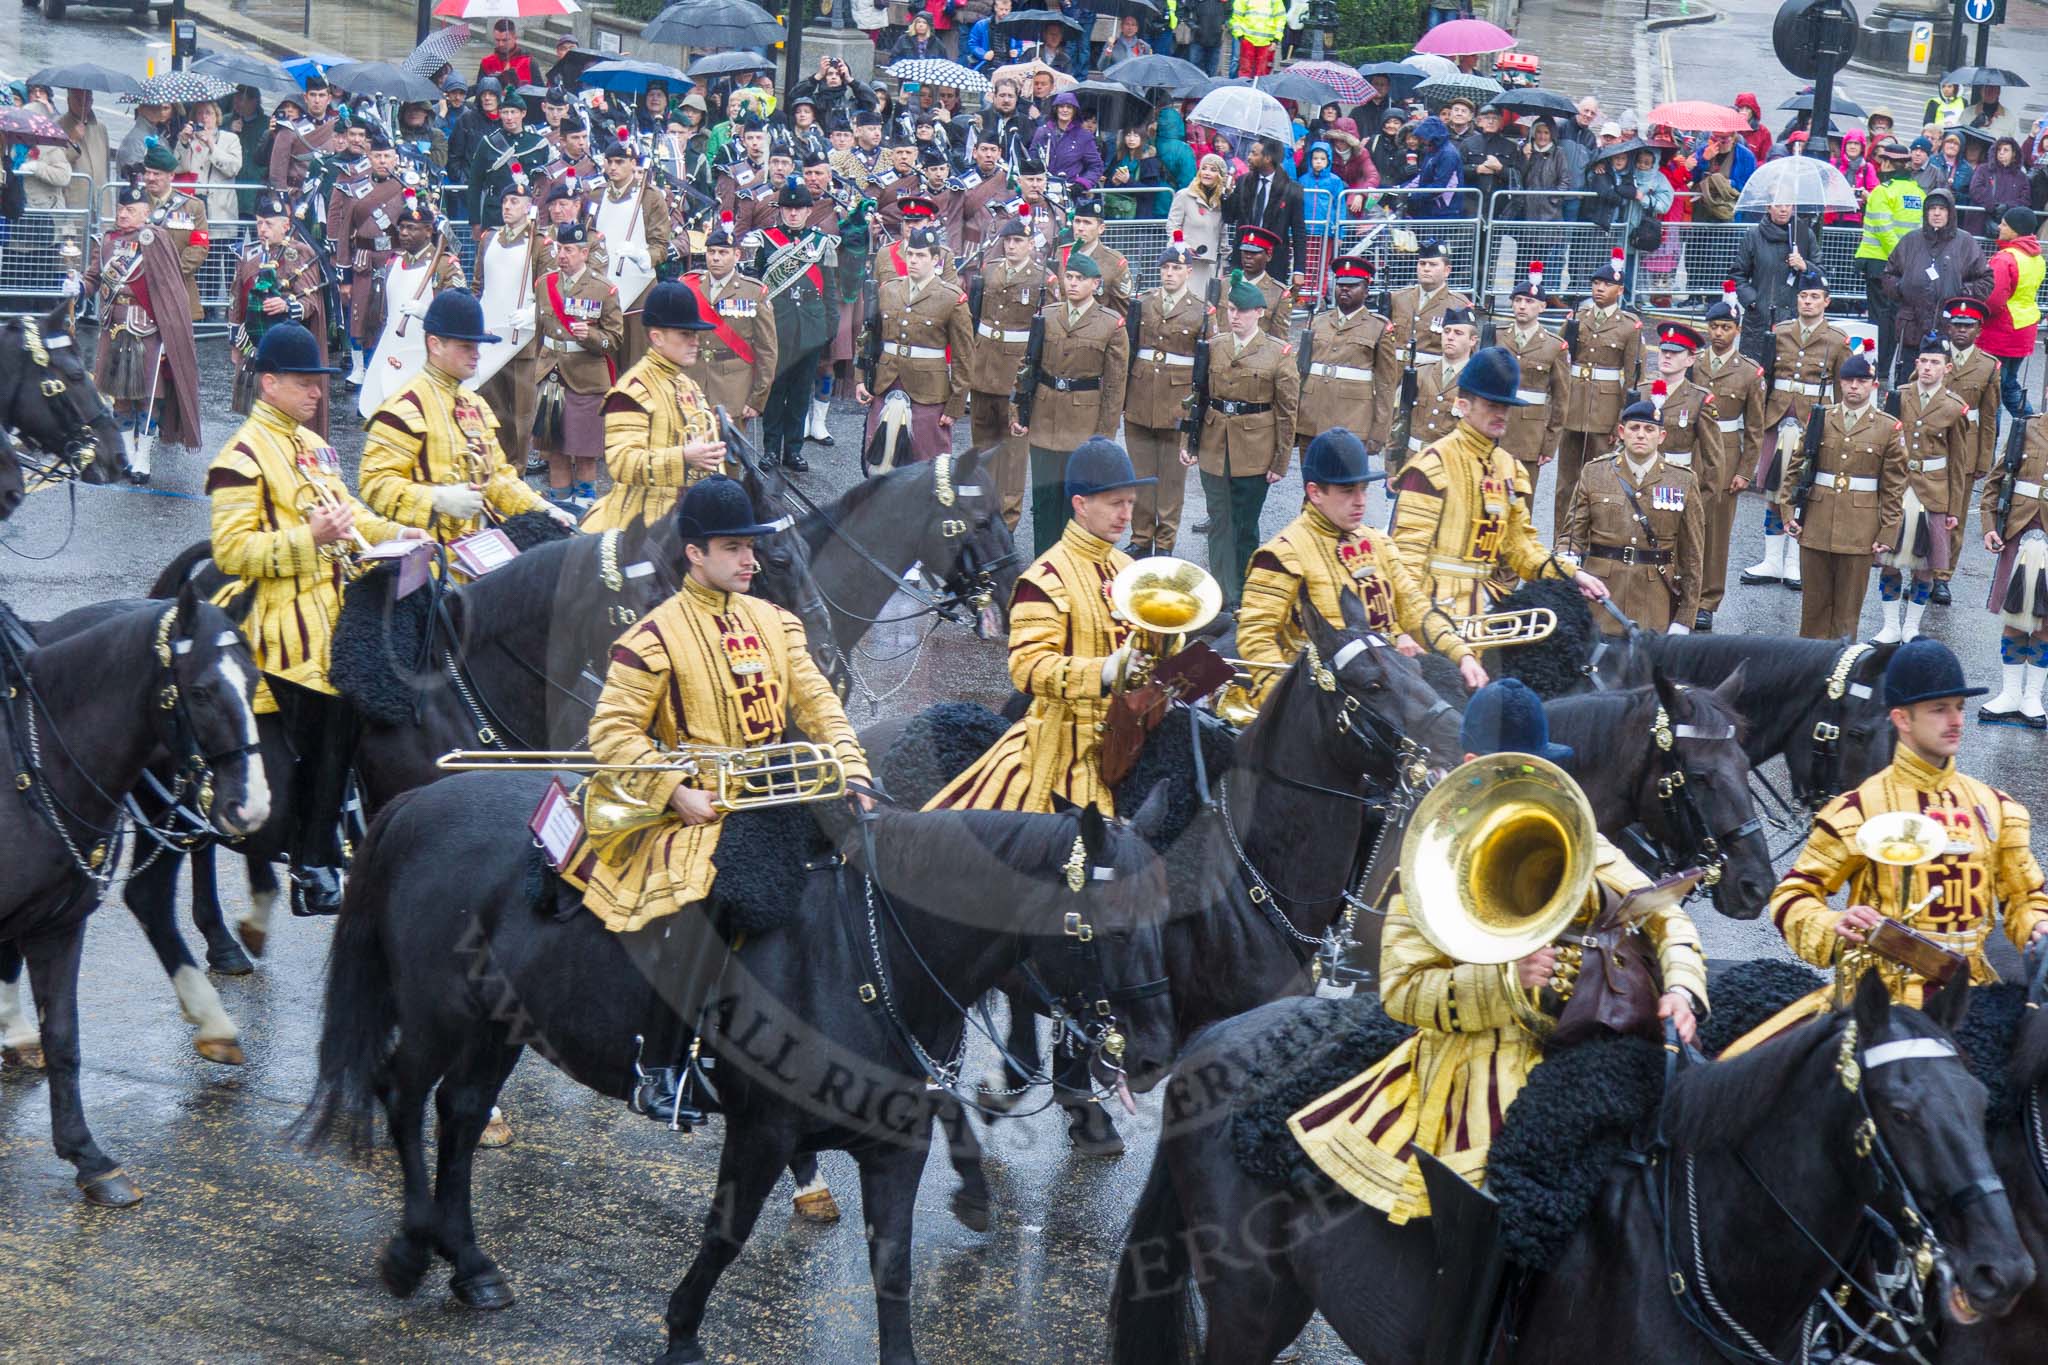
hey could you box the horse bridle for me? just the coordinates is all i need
[2,318,109,488]
[1654,1020,2004,1365]
[1800,642,1877,810]
[1646,703,1766,891]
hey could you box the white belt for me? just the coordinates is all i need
[1408,435,1428,451]
[1311,362,1374,382]
[1783,379,1825,396]
[1515,388,1546,404]
[1715,416,1744,433]
[891,343,946,359]
[1820,473,1880,493]
[1429,556,1489,578]
[1964,408,1981,423]
[1575,365,1622,382]
[543,336,577,351]
[2017,479,2043,499]
[977,322,1029,342]
[1138,348,1194,366]
[1908,456,1947,473]
[1663,451,1692,467]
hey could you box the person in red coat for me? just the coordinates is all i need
[1983,206,2042,419]
[477,20,536,89]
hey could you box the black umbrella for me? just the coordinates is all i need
[192,51,301,101]
[995,8,1083,35]
[1940,65,2027,88]
[640,0,786,50]
[25,62,142,98]
[1100,54,1210,96]
[548,48,610,86]
[1245,71,1332,105]
[1072,77,1152,118]
[328,61,442,103]
[1493,88,1576,118]
[689,51,777,79]
[1778,88,1866,118]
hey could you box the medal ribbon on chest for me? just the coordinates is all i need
[718,612,784,743]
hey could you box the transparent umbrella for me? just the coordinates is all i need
[1188,84,1295,148]
[1735,153,1859,214]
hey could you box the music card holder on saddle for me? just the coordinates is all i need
[451,528,520,579]
[356,538,433,599]
[1099,641,1237,790]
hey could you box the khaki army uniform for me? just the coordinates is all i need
[1694,344,1768,611]
[1385,282,1472,364]
[1059,240,1130,314]
[1553,302,1643,530]
[1025,298,1130,555]
[1947,344,2002,572]
[966,258,1043,530]
[1238,507,1470,706]
[362,364,551,545]
[1391,421,1573,618]
[1769,745,2048,1006]
[1220,269,1293,341]
[871,271,975,463]
[1124,286,1209,554]
[1299,304,1398,454]
[578,577,870,933]
[1290,832,1704,1221]
[1653,378,1728,624]
[684,268,778,418]
[1763,320,1852,431]
[583,349,720,535]
[1197,328,1300,606]
[146,185,210,321]
[926,521,1132,815]
[1891,384,1972,582]
[1496,323,1567,491]
[1559,452,1705,634]
[1783,402,1908,640]
[1405,355,1464,462]
[533,265,625,464]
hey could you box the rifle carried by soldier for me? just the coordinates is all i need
[857,272,882,396]
[1790,400,1829,527]
[1386,282,1422,466]
[1180,270,1223,461]
[1996,412,2033,529]
[1012,312,1047,430]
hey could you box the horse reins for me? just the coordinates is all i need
[1646,703,1766,893]
[1801,642,1876,810]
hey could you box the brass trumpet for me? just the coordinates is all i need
[436,741,847,837]
[287,458,372,576]
[1106,557,1224,696]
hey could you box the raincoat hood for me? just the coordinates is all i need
[1416,116,1449,148]
[1156,107,1186,142]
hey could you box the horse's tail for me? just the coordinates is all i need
[1109,1146,1202,1365]
[292,795,412,1155]
[147,540,215,599]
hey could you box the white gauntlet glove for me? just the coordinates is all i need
[398,298,429,320]
[510,305,536,331]
[429,484,487,519]
[61,271,82,298]
[1100,644,1145,689]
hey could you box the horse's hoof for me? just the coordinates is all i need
[2,1043,45,1071]
[450,1268,516,1310]
[950,1188,991,1233]
[236,921,267,959]
[656,1340,707,1364]
[478,1113,513,1149]
[376,1239,430,1299]
[78,1168,143,1207]
[208,940,255,976]
[791,1186,841,1223]
[193,1036,245,1066]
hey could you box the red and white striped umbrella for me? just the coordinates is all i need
[432,0,581,18]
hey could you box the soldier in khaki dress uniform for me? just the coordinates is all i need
[1013,251,1130,555]
[854,224,974,466]
[1181,272,1299,607]
[1978,412,2048,726]
[1385,238,1471,365]
[680,214,778,425]
[1560,398,1706,635]
[1552,252,1643,530]
[1782,351,1908,640]
[1743,270,1849,589]
[532,221,624,509]
[1873,331,1972,643]
[966,218,1043,531]
[1944,296,2003,590]
[1299,253,1398,457]
[1696,299,1766,623]
[1495,266,1566,499]
[1060,195,1130,314]
[1643,322,1726,629]
[1124,235,1209,554]
[1404,306,1477,461]
[138,139,210,323]
[1229,225,1293,340]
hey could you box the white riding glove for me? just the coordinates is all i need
[398,299,429,320]
[61,271,81,298]
[1100,644,1145,689]
[429,484,487,519]
[548,502,579,528]
[510,305,537,331]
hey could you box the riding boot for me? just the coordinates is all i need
[621,911,727,1130]
[273,679,358,917]
[1739,533,1785,585]
[1418,1151,1509,1365]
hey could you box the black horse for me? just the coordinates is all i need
[1108,973,2033,1364]
[0,305,128,522]
[0,587,266,1205]
[1545,669,1776,919]
[296,776,1177,1365]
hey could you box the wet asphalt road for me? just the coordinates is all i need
[6,10,2048,1364]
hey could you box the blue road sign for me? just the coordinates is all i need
[1963,0,1995,24]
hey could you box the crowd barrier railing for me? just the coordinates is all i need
[0,172,98,308]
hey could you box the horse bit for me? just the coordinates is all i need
[9,319,106,488]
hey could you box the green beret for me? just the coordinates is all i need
[142,139,178,173]
[1064,250,1101,280]
[1227,270,1267,311]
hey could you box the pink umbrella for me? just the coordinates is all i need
[1645,100,1751,134]
[1413,18,1515,57]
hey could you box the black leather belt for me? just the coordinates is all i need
[1588,543,1672,566]
[1209,398,1273,416]
[1039,375,1101,392]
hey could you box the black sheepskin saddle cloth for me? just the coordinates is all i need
[528,801,829,939]
[1229,958,1836,1268]
[331,511,572,726]
[1489,577,1597,700]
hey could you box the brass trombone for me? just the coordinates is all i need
[436,741,847,837]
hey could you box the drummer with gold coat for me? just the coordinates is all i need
[583,283,730,535]
[926,440,1154,816]
[206,323,426,915]
[1237,428,1484,706]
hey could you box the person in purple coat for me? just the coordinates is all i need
[1031,90,1103,188]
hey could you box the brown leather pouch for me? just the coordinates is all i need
[1098,642,1235,789]
[1548,872,1707,1048]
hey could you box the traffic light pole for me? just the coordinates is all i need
[418,0,433,46]
[785,0,805,113]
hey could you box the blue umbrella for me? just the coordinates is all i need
[1356,59,1427,93]
[580,59,693,96]
[282,54,352,88]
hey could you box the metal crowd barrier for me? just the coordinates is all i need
[0,173,97,309]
